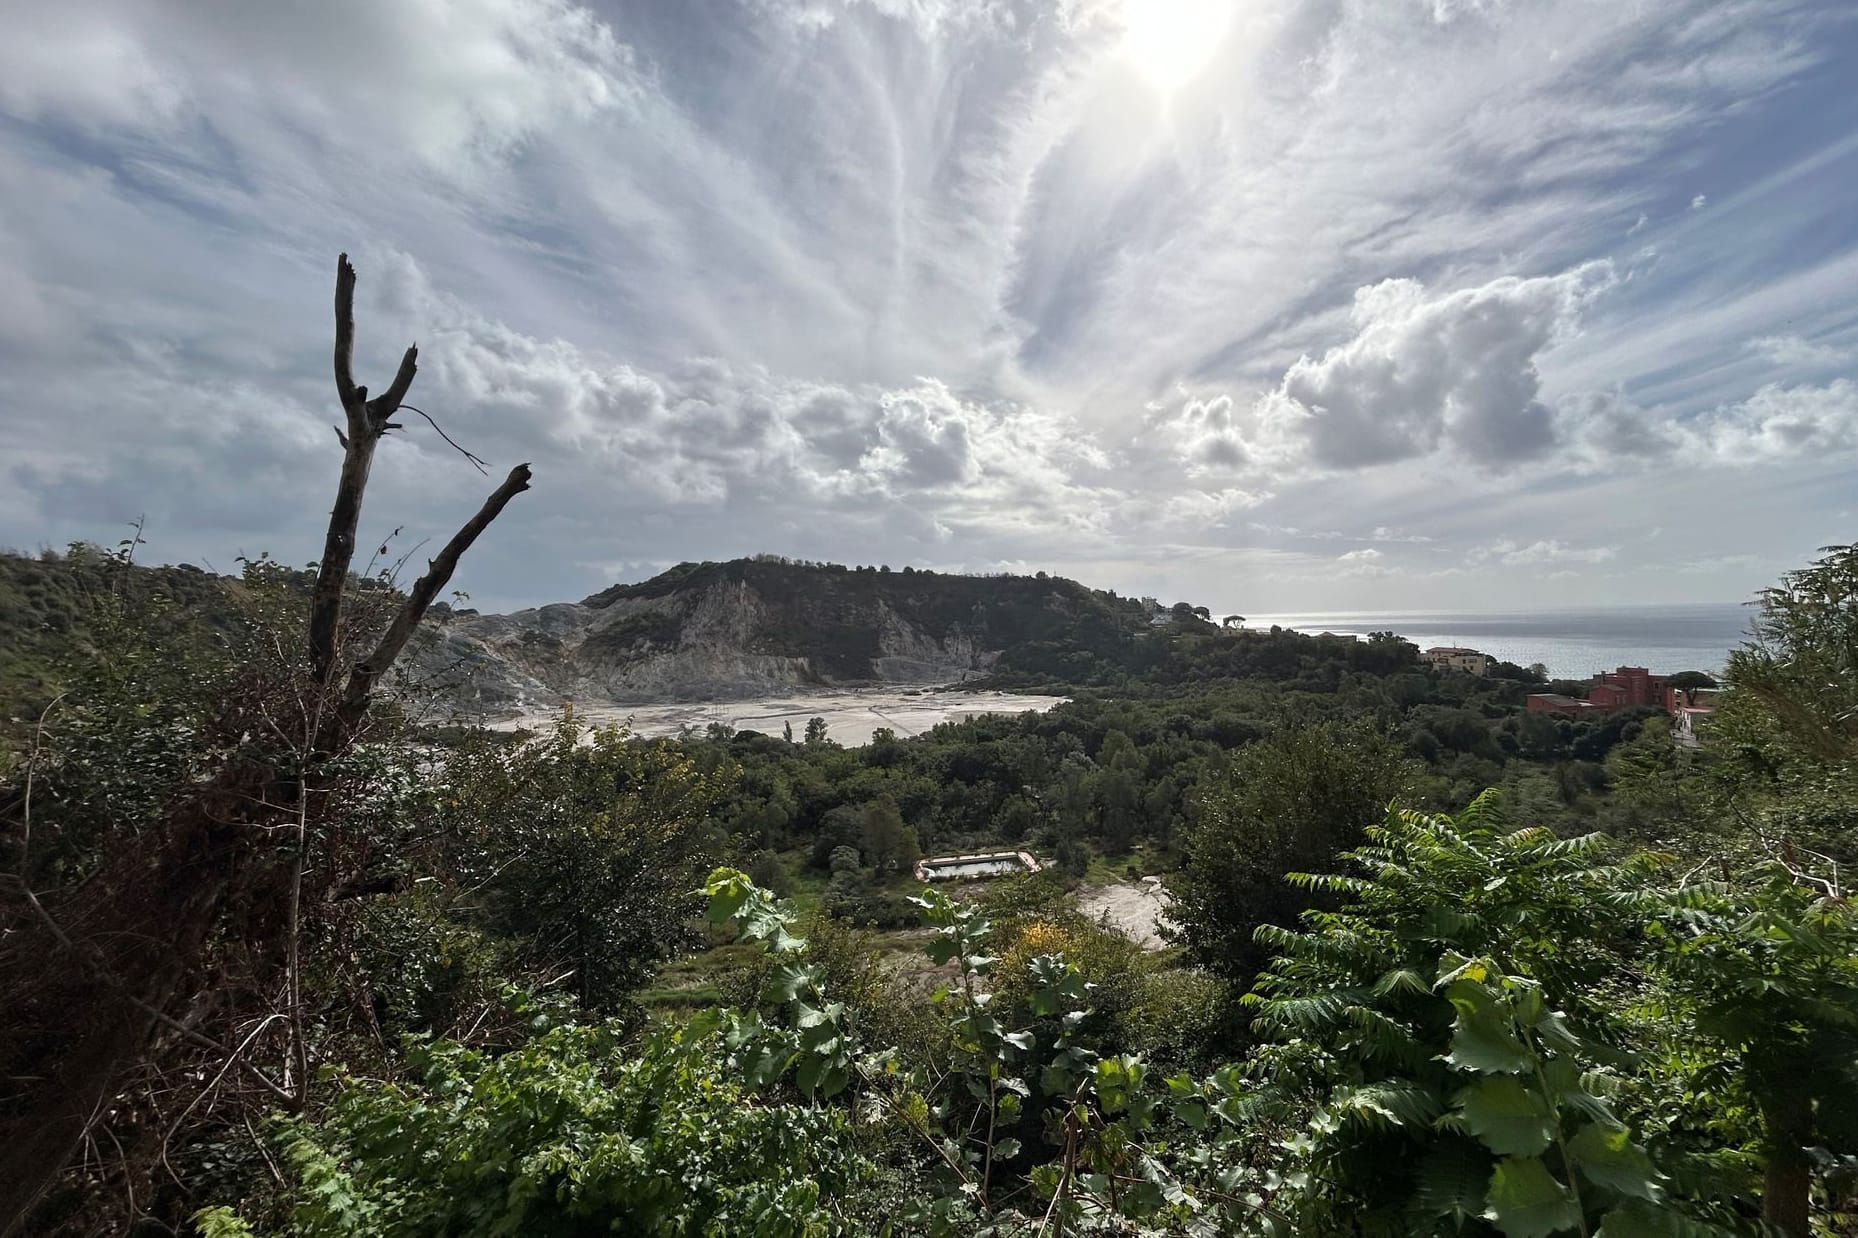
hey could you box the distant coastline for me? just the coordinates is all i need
[1235,601,1751,680]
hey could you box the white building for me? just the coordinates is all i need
[1422,646,1492,676]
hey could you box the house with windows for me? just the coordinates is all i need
[1422,646,1492,676]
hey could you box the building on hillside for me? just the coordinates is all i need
[1422,646,1492,675]
[1591,666,1664,708]
[1588,682,1627,709]
[1666,686,1720,748]
[1529,672,1718,729]
[1672,704,1714,747]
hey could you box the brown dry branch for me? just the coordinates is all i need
[0,253,532,1236]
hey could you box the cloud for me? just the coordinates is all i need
[1149,488,1271,528]
[1565,381,1858,467]
[1676,553,1758,574]
[1163,264,1614,473]
[1686,380,1858,462]
[1333,546,1392,577]
[1163,394,1249,475]
[371,252,1118,523]
[1154,263,1858,483]
[1470,539,1619,566]
[0,0,1852,614]
[0,0,636,165]
[1747,334,1851,369]
[1370,526,1435,544]
[1690,194,1709,210]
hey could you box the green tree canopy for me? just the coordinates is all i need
[1170,720,1420,981]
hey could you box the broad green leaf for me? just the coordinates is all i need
[701,868,754,923]
[1458,1076,1556,1157]
[1449,1004,1532,1075]
[766,962,814,1002]
[1484,1157,1581,1238]
[1566,1123,1660,1201]
[992,1138,1022,1160]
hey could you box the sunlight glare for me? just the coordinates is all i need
[1120,0,1233,95]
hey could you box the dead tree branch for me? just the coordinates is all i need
[338,463,531,727]
[0,252,531,1236]
[310,253,420,687]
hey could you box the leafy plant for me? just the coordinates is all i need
[261,1011,874,1237]
[1240,795,1694,1238]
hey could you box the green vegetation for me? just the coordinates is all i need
[581,554,1149,680]
[5,543,1857,1235]
[0,544,250,709]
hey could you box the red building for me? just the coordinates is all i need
[1526,667,1672,716]
[1591,666,1664,708]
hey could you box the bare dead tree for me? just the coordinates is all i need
[0,254,531,1235]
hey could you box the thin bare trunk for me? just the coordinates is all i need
[1761,1085,1813,1238]
[0,253,529,1236]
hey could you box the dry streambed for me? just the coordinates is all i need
[490,687,1069,745]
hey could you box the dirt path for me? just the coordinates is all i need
[1076,881,1174,949]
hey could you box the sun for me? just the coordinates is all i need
[1119,0,1234,96]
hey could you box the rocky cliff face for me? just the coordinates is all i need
[409,558,1126,714]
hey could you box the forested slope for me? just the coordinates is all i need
[6,542,1857,1236]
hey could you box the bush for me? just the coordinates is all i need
[249,1016,876,1237]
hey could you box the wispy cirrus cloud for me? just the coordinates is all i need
[1,0,1856,612]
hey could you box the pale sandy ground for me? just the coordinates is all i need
[490,687,1070,746]
[1076,881,1175,949]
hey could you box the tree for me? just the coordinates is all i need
[1634,865,1858,1237]
[1092,730,1144,853]
[1724,543,1858,766]
[804,716,831,746]
[0,254,532,1232]
[1170,721,1418,981]
[746,849,794,897]
[1712,546,1858,867]
[859,798,920,875]
[441,721,722,1008]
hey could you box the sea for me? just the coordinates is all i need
[1238,602,1754,681]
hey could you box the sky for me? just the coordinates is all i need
[2,0,1856,616]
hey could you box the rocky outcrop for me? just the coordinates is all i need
[408,558,1107,715]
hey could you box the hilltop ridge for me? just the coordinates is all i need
[413,556,1150,711]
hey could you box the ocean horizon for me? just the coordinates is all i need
[1236,601,1755,680]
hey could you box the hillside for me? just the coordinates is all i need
[0,548,254,711]
[414,557,1150,710]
